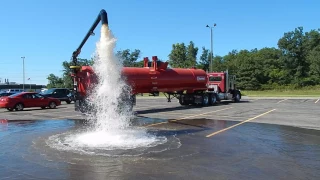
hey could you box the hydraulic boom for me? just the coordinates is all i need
[71,9,108,65]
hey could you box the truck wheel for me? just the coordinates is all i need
[233,91,241,102]
[202,94,209,106]
[209,93,217,105]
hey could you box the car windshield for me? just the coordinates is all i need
[41,89,55,94]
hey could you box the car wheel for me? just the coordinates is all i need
[66,100,71,104]
[49,102,57,109]
[15,103,24,111]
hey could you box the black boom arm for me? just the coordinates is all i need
[72,9,108,65]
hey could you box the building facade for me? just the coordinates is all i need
[0,84,47,93]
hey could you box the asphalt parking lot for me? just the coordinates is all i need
[1,96,319,130]
[1,97,320,179]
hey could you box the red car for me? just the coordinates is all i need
[0,92,61,111]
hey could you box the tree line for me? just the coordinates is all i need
[47,26,320,90]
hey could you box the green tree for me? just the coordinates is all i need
[197,47,210,71]
[135,60,145,67]
[47,58,93,88]
[307,45,320,84]
[278,27,310,84]
[168,43,187,68]
[233,50,262,90]
[116,49,141,67]
[47,74,64,88]
[186,41,198,67]
[212,56,226,72]
[223,50,239,75]
[305,29,320,84]
[253,47,286,85]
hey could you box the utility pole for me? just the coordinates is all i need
[29,78,31,91]
[21,56,25,91]
[206,23,217,72]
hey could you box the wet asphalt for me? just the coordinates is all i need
[0,97,320,180]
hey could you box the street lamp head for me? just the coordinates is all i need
[206,25,209,28]
[214,23,217,27]
[21,56,25,58]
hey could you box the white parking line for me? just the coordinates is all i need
[206,109,276,137]
[276,99,287,104]
[315,99,320,104]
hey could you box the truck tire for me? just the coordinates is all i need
[76,99,94,114]
[233,91,241,102]
[202,94,209,106]
[179,95,188,105]
[209,93,217,105]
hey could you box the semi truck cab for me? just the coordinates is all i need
[207,70,241,102]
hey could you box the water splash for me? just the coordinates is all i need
[86,24,134,131]
[47,24,167,152]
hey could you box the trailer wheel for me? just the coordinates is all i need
[179,95,187,105]
[209,93,217,105]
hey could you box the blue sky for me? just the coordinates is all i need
[0,0,319,85]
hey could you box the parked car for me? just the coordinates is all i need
[0,92,61,111]
[40,88,73,104]
[6,89,24,93]
[0,92,15,97]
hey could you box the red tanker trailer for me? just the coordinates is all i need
[72,55,241,113]
[124,56,208,94]
[69,9,241,113]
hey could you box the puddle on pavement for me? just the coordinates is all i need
[0,118,319,180]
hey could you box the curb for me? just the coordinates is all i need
[242,96,320,100]
[136,96,320,100]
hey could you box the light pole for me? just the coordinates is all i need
[28,78,31,91]
[206,23,217,72]
[21,56,25,91]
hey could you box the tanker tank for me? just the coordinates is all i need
[123,66,208,94]
[76,56,209,97]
